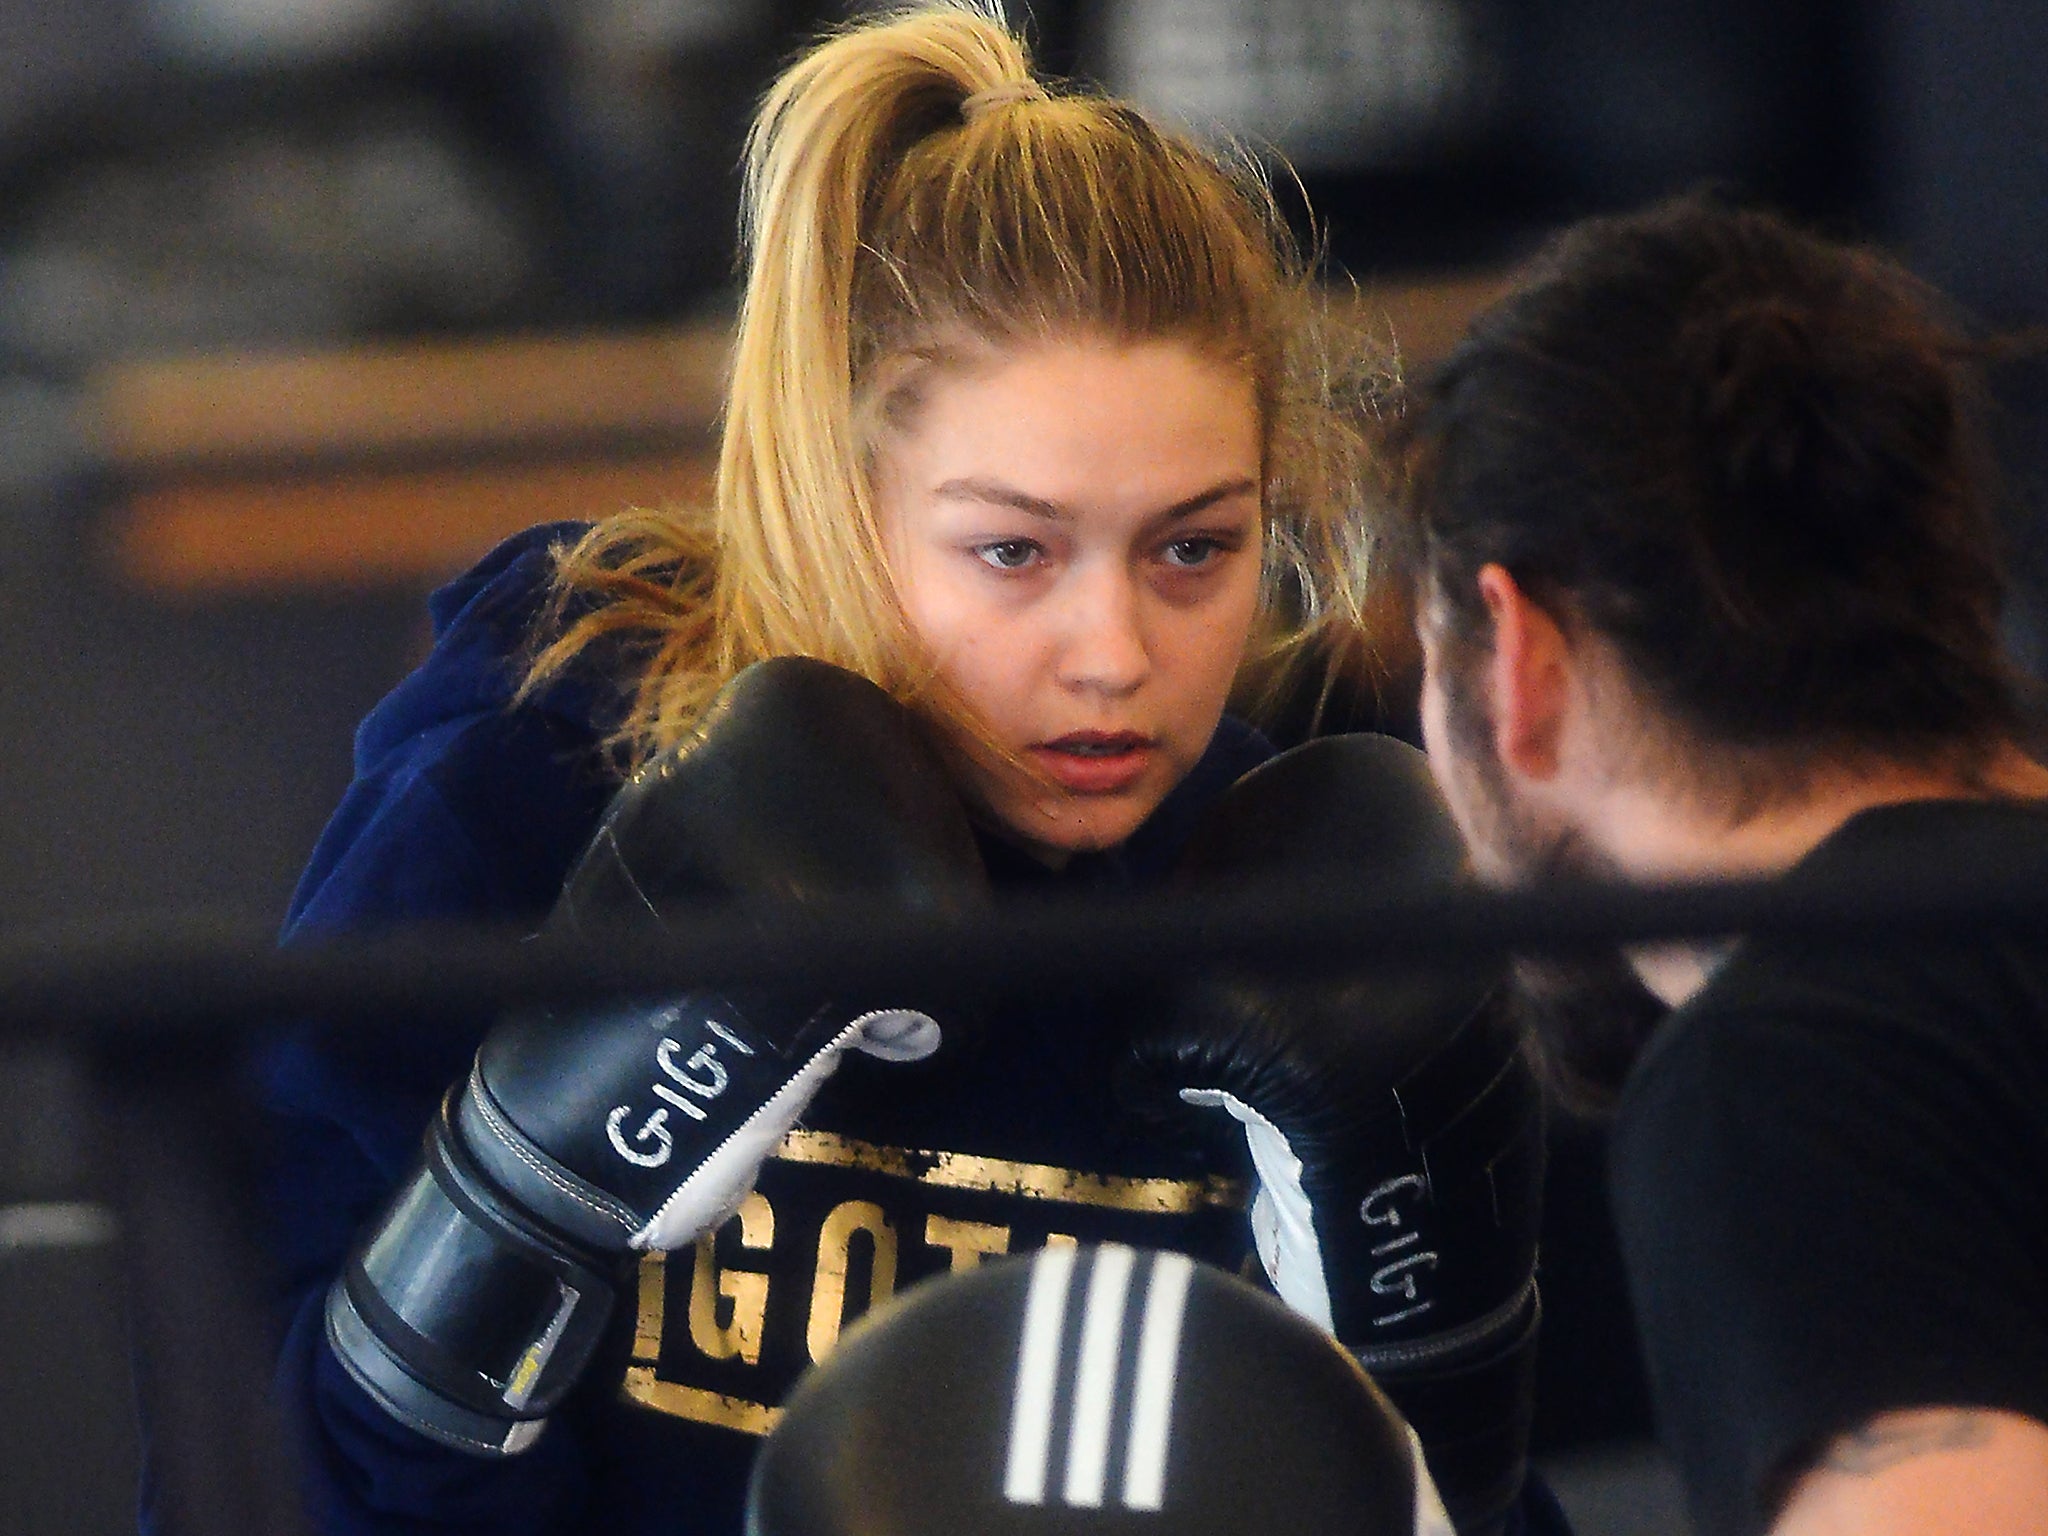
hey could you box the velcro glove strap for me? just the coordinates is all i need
[325,1095,619,1457]
[1360,1288,1541,1536]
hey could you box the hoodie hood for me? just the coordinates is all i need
[352,521,617,776]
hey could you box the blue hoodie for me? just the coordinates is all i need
[254,524,1274,1535]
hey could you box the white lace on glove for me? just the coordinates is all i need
[1178,1087,1335,1334]
[630,1009,939,1250]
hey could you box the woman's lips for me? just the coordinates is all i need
[1030,732,1155,795]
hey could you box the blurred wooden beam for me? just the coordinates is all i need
[90,325,729,473]
[1358,269,1514,369]
[108,457,715,595]
[92,324,727,594]
[93,274,1508,597]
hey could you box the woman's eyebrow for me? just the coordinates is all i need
[931,476,1259,521]
[932,477,1066,518]
[1156,478,1261,521]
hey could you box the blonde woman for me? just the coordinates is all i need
[243,7,1545,1536]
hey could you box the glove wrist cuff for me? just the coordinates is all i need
[1353,1285,1541,1536]
[455,1067,643,1252]
[326,1105,621,1456]
[326,1278,554,1456]
[1343,1275,1539,1378]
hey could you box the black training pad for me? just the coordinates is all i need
[749,1245,1425,1536]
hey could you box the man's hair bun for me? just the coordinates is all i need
[1398,193,2017,760]
[1686,300,1830,507]
[1675,292,1940,608]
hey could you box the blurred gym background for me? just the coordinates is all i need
[1,2,2043,1532]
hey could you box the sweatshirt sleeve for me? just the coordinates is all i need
[261,715,615,1534]
[255,598,620,1534]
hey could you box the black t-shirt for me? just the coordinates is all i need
[1609,799,2048,1536]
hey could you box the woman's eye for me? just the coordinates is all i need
[1161,536,1226,569]
[975,539,1042,571]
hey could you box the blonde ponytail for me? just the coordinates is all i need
[530,0,1388,766]
[712,2,1037,694]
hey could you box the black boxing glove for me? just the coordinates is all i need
[325,658,986,1457]
[1126,735,1544,1536]
[749,1244,1456,1536]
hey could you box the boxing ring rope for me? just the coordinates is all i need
[5,849,2048,1044]
[10,856,2048,1536]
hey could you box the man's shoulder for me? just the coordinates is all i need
[1613,799,2048,1215]
[1644,796,2048,1060]
[1802,794,2048,876]
[1608,797,2048,1536]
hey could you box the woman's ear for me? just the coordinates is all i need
[1474,564,1573,783]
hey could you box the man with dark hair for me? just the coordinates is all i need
[1395,195,2048,1536]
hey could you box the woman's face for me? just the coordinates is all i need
[876,333,1264,861]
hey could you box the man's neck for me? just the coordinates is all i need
[1592,742,2048,1006]
[1593,743,2048,882]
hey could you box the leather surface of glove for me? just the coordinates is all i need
[327,657,987,1455]
[1126,734,1545,1536]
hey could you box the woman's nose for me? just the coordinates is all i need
[1055,561,1151,697]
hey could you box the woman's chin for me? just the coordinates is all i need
[989,788,1160,861]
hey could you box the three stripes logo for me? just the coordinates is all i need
[1003,1245,1195,1513]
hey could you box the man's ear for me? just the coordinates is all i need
[1475,564,1572,782]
